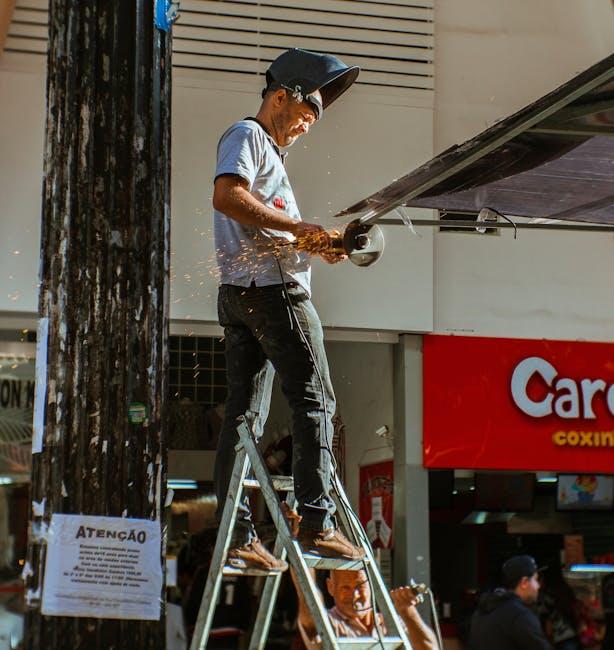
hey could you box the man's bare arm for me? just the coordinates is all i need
[213,175,330,249]
[390,587,439,650]
[290,566,322,640]
[404,607,439,650]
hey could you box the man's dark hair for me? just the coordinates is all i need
[501,555,539,589]
[502,572,522,590]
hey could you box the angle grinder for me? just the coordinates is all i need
[288,218,385,267]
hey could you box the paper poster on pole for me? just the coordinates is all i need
[32,316,49,454]
[41,514,163,620]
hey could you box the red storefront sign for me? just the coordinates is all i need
[359,461,394,549]
[423,335,614,472]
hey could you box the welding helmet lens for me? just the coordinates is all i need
[263,48,359,118]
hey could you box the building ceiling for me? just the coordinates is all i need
[337,54,614,226]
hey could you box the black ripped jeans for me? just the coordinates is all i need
[214,283,337,544]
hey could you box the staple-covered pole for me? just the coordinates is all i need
[24,1,171,648]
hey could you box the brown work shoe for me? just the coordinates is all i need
[298,527,366,560]
[227,538,288,572]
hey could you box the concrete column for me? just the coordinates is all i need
[393,334,430,588]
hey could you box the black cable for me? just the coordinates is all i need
[484,206,518,239]
[273,254,337,470]
[427,588,444,650]
[275,248,441,649]
[273,252,387,649]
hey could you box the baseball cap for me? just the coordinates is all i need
[502,555,541,588]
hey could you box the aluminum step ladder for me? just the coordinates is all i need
[189,416,412,650]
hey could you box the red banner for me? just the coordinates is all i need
[359,461,394,549]
[423,335,614,473]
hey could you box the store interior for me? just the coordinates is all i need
[429,470,614,647]
[1,330,614,647]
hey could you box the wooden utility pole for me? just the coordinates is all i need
[24,1,171,648]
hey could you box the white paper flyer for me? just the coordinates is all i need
[41,513,162,620]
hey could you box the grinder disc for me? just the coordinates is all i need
[342,220,385,267]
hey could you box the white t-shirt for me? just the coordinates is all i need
[299,606,390,648]
[213,119,311,294]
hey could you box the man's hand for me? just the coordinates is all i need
[213,178,333,255]
[390,586,422,619]
[391,586,439,650]
[319,230,347,264]
[292,222,331,254]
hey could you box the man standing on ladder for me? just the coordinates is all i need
[212,48,365,572]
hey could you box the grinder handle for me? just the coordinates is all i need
[328,233,344,254]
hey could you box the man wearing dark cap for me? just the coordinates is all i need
[469,555,551,649]
[212,49,364,572]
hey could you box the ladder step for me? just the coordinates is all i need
[243,475,294,491]
[222,566,284,577]
[223,555,369,573]
[337,638,405,649]
[303,553,370,570]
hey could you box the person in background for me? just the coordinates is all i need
[469,555,551,650]
[574,585,605,649]
[538,564,581,650]
[292,567,438,650]
[178,529,252,649]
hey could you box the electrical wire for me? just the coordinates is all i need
[406,582,443,650]
[427,588,444,650]
[273,252,387,649]
[275,250,445,650]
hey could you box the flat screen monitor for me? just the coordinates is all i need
[474,472,535,512]
[557,474,614,511]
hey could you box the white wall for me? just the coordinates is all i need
[433,0,614,341]
[434,0,614,152]
[0,66,45,314]
[434,226,614,340]
[0,54,434,332]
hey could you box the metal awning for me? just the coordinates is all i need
[337,54,614,226]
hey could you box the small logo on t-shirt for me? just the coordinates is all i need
[273,196,286,210]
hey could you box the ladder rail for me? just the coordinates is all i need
[237,418,341,650]
[189,446,251,650]
[337,640,408,649]
[332,474,413,649]
[248,492,296,650]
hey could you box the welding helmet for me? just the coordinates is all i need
[262,48,360,120]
